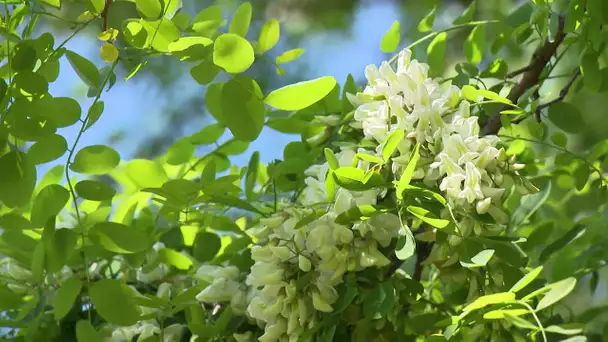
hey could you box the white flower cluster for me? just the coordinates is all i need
[192,48,522,342]
[240,207,400,342]
[348,49,515,223]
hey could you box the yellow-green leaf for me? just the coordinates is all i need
[54,277,82,321]
[275,48,304,64]
[380,20,400,53]
[265,76,337,111]
[228,1,252,37]
[213,33,255,74]
[258,19,280,54]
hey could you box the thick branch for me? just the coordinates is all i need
[482,16,567,136]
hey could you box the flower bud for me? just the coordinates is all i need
[298,255,312,272]
[476,197,492,215]
[312,291,333,312]
[260,216,285,229]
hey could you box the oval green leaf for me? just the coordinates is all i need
[265,76,337,111]
[75,180,116,201]
[89,279,142,326]
[258,19,280,54]
[228,1,252,37]
[31,184,69,227]
[221,77,265,141]
[90,222,150,254]
[28,134,68,165]
[54,277,83,321]
[380,20,401,53]
[70,145,121,175]
[213,33,255,74]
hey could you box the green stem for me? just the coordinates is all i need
[65,60,119,321]
[389,20,500,65]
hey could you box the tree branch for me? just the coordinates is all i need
[482,16,567,136]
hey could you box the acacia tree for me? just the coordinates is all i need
[0,0,607,341]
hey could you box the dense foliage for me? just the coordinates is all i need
[1,0,608,341]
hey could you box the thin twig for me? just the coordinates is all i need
[536,67,581,111]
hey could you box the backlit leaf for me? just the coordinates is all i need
[418,7,436,32]
[220,77,265,141]
[89,279,141,326]
[380,20,400,53]
[75,180,116,201]
[265,76,337,111]
[27,134,68,165]
[228,1,252,37]
[407,206,449,229]
[65,50,100,88]
[30,184,69,227]
[213,33,255,74]
[258,19,280,54]
[70,145,121,175]
[90,222,150,254]
[275,48,304,64]
[536,277,577,311]
[464,25,485,65]
[54,277,82,321]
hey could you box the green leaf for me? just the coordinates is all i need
[135,0,162,20]
[76,320,101,342]
[324,148,340,170]
[213,33,255,74]
[380,20,400,53]
[536,277,577,311]
[548,102,585,133]
[159,248,193,270]
[85,101,105,131]
[86,0,105,14]
[38,0,60,8]
[228,1,252,37]
[193,232,222,262]
[395,143,420,200]
[509,181,551,231]
[31,241,45,282]
[54,277,82,321]
[166,138,195,165]
[140,19,181,52]
[75,180,116,201]
[275,48,304,64]
[168,36,213,61]
[65,51,100,88]
[221,77,265,141]
[453,0,476,24]
[463,292,516,312]
[190,59,221,85]
[257,19,280,54]
[460,249,495,268]
[504,313,539,330]
[427,32,447,73]
[581,51,601,92]
[483,309,529,319]
[208,194,264,215]
[395,231,416,261]
[0,151,37,208]
[122,20,149,49]
[191,5,223,37]
[355,153,383,164]
[382,129,403,161]
[13,71,49,96]
[407,206,449,229]
[462,85,512,104]
[551,132,567,147]
[510,266,543,293]
[332,282,358,314]
[46,228,78,273]
[418,7,436,32]
[70,145,121,175]
[332,167,385,191]
[89,279,141,326]
[34,97,82,128]
[90,222,150,254]
[544,325,584,335]
[27,134,67,165]
[190,124,225,145]
[464,25,485,65]
[245,152,260,200]
[30,184,69,228]
[265,76,337,111]
[0,213,32,230]
[480,58,508,78]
